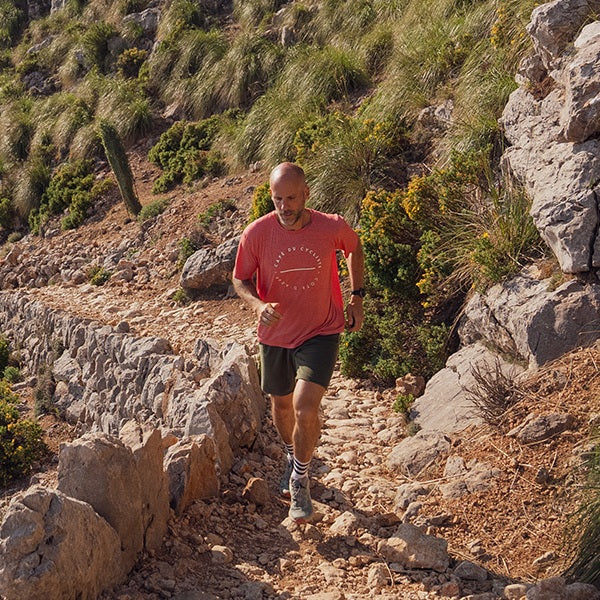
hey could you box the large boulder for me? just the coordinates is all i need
[0,486,125,600]
[500,86,600,273]
[561,22,600,142]
[459,268,600,368]
[180,236,240,292]
[526,0,600,71]
[57,433,145,573]
[387,431,451,477]
[166,340,265,472]
[409,343,523,433]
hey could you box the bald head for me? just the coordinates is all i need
[269,162,310,230]
[270,162,306,187]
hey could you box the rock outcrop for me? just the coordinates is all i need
[0,486,125,600]
[500,1,600,273]
[180,236,240,293]
[459,267,600,368]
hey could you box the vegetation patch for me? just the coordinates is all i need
[148,117,225,193]
[28,159,112,233]
[0,380,47,487]
[137,197,170,222]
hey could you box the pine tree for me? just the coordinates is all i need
[97,119,141,216]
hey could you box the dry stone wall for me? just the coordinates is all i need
[0,290,265,472]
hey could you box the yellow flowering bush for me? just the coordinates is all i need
[359,189,421,297]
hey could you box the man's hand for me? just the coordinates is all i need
[259,302,282,327]
[345,298,364,332]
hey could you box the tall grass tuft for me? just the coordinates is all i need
[96,77,153,141]
[565,439,600,587]
[190,32,284,118]
[97,119,141,216]
[13,157,51,223]
[228,45,368,167]
[81,22,118,73]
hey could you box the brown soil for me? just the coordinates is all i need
[1,150,598,599]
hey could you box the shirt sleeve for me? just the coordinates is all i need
[335,216,360,257]
[233,228,258,281]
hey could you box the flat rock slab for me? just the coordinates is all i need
[409,343,523,433]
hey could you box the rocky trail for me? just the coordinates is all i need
[0,147,598,599]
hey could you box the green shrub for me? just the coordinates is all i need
[198,199,236,227]
[28,160,110,233]
[3,365,20,383]
[13,156,51,226]
[173,287,191,305]
[359,189,421,298]
[411,148,544,307]
[339,295,447,385]
[7,231,21,243]
[87,265,111,286]
[138,197,170,222]
[0,1,24,49]
[0,196,13,228]
[393,393,414,414]
[0,382,47,486]
[33,364,56,417]
[149,117,225,192]
[117,47,148,78]
[248,182,273,223]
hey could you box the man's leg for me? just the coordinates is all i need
[287,379,326,521]
[292,379,326,463]
[271,393,295,497]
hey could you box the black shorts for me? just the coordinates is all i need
[259,334,340,396]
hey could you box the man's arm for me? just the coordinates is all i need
[232,276,282,327]
[344,239,364,332]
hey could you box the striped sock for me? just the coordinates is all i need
[291,456,311,480]
[285,443,294,462]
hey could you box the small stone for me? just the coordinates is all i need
[330,511,360,536]
[367,563,389,588]
[210,545,233,564]
[454,560,488,582]
[241,477,270,506]
[303,524,323,541]
[532,551,556,567]
[504,583,528,599]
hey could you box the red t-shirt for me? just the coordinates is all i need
[233,209,360,348]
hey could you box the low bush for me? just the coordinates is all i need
[138,197,170,222]
[81,22,118,73]
[87,265,111,286]
[149,117,225,193]
[393,393,414,414]
[33,364,56,417]
[116,47,148,78]
[0,334,9,373]
[0,381,47,486]
[3,365,20,383]
[173,287,191,305]
[177,236,198,270]
[28,160,111,233]
[0,196,13,228]
[248,182,273,223]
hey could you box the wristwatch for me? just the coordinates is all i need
[351,288,366,298]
